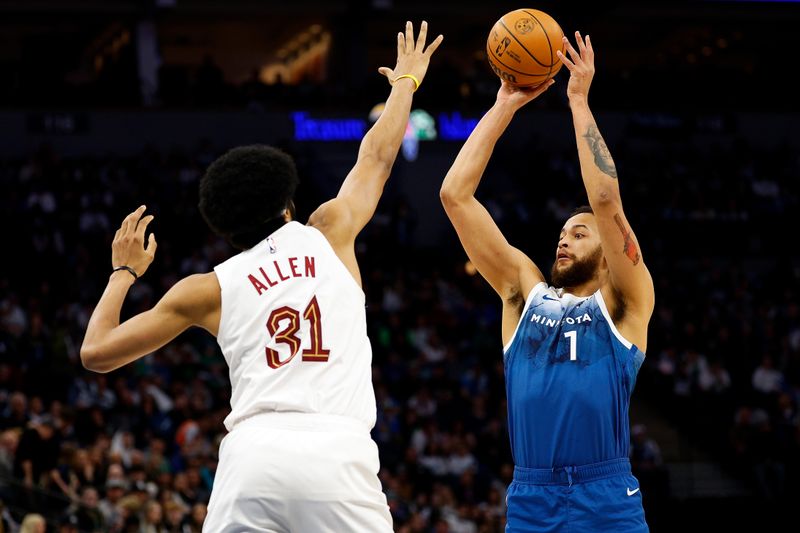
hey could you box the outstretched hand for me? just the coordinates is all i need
[378,21,443,90]
[557,31,595,103]
[112,205,157,278]
[495,79,555,111]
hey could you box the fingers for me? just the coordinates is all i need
[405,21,413,53]
[516,78,554,97]
[531,79,556,97]
[425,34,444,57]
[575,31,587,55]
[135,214,155,244]
[416,20,428,51]
[120,205,146,236]
[378,66,393,79]
[562,35,581,65]
[556,49,575,71]
[585,34,594,61]
[145,233,157,256]
[397,30,405,56]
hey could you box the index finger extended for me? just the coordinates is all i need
[561,36,581,67]
[122,205,147,235]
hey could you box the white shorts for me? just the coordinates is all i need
[203,412,393,533]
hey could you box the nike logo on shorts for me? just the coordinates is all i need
[627,487,640,496]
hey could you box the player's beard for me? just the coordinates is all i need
[551,245,603,288]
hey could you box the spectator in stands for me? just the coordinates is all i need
[72,486,105,532]
[98,478,126,528]
[0,430,18,479]
[140,500,163,533]
[699,359,732,395]
[0,392,28,431]
[752,355,784,395]
[14,417,59,489]
[19,513,45,533]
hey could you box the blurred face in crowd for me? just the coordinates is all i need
[0,430,18,454]
[191,503,207,525]
[166,505,184,526]
[106,485,124,503]
[145,501,162,524]
[551,213,605,289]
[9,392,26,416]
[107,463,124,480]
[81,487,99,509]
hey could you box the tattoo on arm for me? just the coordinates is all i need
[582,124,618,179]
[613,214,640,266]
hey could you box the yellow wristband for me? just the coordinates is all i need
[391,74,420,92]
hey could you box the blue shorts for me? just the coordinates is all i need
[506,458,649,533]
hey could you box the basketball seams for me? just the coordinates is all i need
[486,43,554,78]
[486,9,564,87]
[497,17,554,69]
[521,9,560,80]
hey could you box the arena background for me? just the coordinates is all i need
[1,0,798,531]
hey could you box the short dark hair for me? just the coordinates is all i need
[569,205,594,218]
[199,145,298,250]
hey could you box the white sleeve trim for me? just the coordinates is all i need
[503,282,548,354]
[595,289,633,350]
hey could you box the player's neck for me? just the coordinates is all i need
[560,272,606,297]
[561,282,599,297]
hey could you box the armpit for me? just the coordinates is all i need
[507,286,525,315]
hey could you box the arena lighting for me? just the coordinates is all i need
[293,110,478,143]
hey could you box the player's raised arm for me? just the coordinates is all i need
[80,206,220,373]
[439,80,553,300]
[558,32,654,318]
[309,21,442,247]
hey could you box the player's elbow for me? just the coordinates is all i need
[590,187,622,208]
[359,135,396,170]
[439,185,455,206]
[80,344,111,373]
[439,181,467,208]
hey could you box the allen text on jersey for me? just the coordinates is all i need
[247,256,317,295]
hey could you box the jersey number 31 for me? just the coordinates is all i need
[266,296,330,369]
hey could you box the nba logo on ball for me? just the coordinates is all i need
[486,8,566,88]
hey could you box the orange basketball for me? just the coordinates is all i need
[486,8,565,88]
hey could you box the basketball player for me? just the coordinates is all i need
[440,33,652,532]
[80,21,442,532]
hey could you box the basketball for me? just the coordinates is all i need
[486,8,565,88]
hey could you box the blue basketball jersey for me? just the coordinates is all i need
[504,282,645,469]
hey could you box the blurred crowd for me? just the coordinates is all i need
[0,124,798,532]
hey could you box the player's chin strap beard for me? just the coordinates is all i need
[229,201,295,250]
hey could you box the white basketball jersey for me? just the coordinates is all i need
[213,221,376,431]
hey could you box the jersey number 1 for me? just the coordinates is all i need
[564,331,578,361]
[266,295,330,369]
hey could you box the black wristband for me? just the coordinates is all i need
[112,265,139,280]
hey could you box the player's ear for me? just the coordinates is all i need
[284,200,296,221]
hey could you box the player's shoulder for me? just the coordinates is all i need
[307,199,354,249]
[159,272,220,321]
[172,272,220,301]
